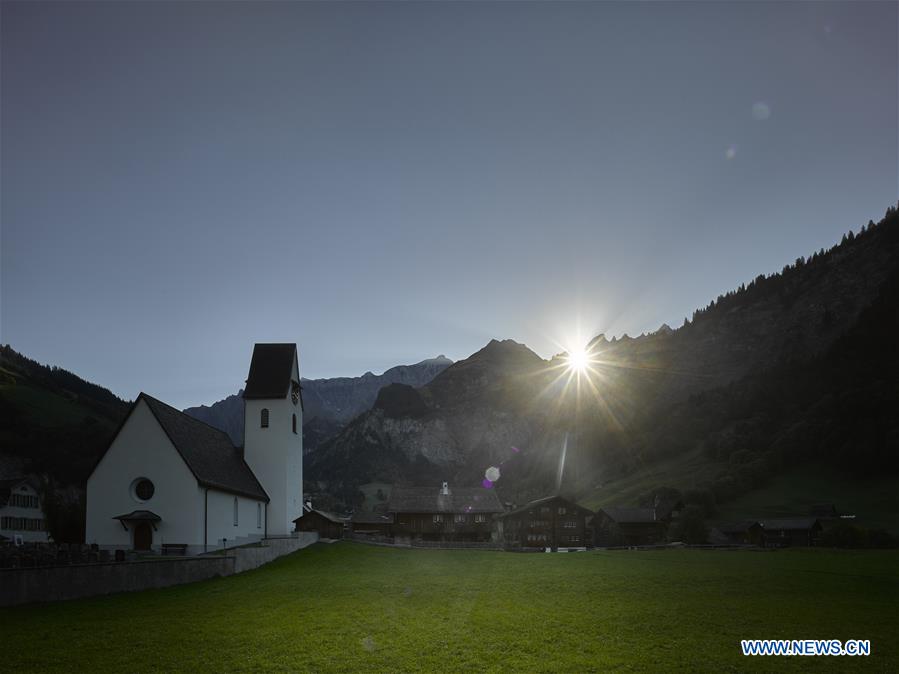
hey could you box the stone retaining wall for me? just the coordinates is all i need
[0,532,318,607]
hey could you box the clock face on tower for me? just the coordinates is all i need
[291,380,300,405]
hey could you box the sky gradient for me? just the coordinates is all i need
[2,1,897,409]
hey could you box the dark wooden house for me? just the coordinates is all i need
[293,508,345,539]
[499,495,594,550]
[594,507,669,546]
[714,520,764,546]
[349,511,394,537]
[760,518,823,547]
[388,482,503,542]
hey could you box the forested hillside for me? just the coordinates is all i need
[0,346,129,541]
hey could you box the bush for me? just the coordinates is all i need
[866,529,896,549]
[821,522,866,548]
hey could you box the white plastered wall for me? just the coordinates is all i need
[204,488,267,550]
[86,399,202,549]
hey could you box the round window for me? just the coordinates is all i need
[132,478,155,502]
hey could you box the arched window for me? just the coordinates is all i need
[292,413,297,434]
[260,408,269,428]
[233,497,239,526]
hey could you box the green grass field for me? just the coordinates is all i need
[4,543,898,672]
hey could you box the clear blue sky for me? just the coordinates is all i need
[2,1,897,409]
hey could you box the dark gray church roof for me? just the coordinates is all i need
[139,394,269,501]
[243,343,297,399]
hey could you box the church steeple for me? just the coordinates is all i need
[242,343,303,536]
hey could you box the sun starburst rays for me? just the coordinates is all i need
[532,338,627,432]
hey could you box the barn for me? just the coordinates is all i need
[294,508,345,539]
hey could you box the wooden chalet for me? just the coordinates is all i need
[713,520,764,546]
[349,511,394,537]
[388,482,503,542]
[293,508,346,539]
[499,495,594,550]
[594,507,668,546]
[760,518,823,547]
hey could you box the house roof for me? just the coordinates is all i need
[139,393,269,502]
[716,520,762,534]
[760,518,821,531]
[599,507,660,524]
[0,477,32,508]
[294,509,346,524]
[388,486,504,514]
[500,495,594,519]
[351,511,395,525]
[243,343,297,399]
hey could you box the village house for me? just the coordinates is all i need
[349,511,394,537]
[760,518,823,547]
[0,478,48,544]
[499,495,594,550]
[294,506,345,539]
[594,507,666,546]
[711,520,764,546]
[594,496,684,546]
[85,344,304,554]
[388,482,503,542]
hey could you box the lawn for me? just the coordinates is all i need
[4,543,898,672]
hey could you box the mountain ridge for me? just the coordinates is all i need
[184,355,454,446]
[308,205,899,509]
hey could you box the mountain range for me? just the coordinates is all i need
[183,356,453,448]
[307,205,899,516]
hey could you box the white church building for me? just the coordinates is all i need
[86,343,303,554]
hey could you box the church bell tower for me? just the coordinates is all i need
[242,343,303,536]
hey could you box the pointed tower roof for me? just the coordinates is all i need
[243,343,297,399]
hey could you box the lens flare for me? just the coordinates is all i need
[566,346,589,373]
[752,102,771,120]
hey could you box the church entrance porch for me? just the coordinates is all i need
[113,510,161,552]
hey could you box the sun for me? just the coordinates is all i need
[566,345,590,373]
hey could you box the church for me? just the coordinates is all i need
[86,343,304,554]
